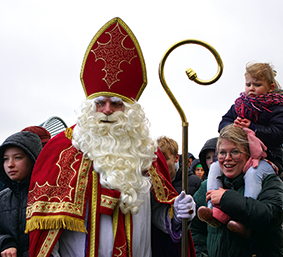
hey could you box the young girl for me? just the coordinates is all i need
[200,62,283,234]
[0,131,42,256]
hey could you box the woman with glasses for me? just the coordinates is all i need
[191,124,283,257]
[205,62,282,216]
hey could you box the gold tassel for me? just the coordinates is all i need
[25,215,87,234]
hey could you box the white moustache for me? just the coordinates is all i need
[98,112,123,123]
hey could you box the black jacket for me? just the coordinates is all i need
[172,166,202,196]
[191,174,283,257]
[219,104,283,174]
[0,180,31,256]
[0,132,42,256]
[176,153,201,195]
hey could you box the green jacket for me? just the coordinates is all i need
[191,174,283,257]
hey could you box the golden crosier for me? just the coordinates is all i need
[159,39,223,257]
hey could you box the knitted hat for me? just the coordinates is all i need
[21,126,51,145]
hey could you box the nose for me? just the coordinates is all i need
[250,84,255,91]
[224,152,232,160]
[7,159,14,168]
[103,102,114,116]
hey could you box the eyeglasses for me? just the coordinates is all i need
[217,150,244,161]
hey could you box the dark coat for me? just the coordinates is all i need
[0,132,42,256]
[219,104,283,174]
[191,174,283,257]
[173,166,202,196]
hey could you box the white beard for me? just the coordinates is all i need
[72,100,156,214]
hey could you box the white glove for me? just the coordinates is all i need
[173,191,196,224]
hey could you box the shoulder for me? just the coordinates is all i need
[268,104,283,114]
[188,176,202,196]
[261,174,283,191]
[0,188,13,211]
[29,127,82,189]
[258,174,283,206]
[35,127,77,164]
[226,104,236,114]
[0,187,12,199]
[193,180,207,206]
[188,173,202,185]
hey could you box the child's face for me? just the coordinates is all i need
[194,167,205,179]
[3,146,32,181]
[205,150,215,170]
[163,149,179,181]
[245,73,274,97]
[188,157,194,168]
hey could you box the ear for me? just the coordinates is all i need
[269,83,275,92]
[175,154,180,163]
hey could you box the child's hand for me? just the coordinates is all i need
[206,187,226,205]
[240,118,251,128]
[233,116,243,127]
[233,117,251,128]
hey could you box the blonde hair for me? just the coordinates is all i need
[245,62,281,92]
[157,136,178,157]
[217,124,250,156]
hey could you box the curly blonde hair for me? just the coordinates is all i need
[245,62,281,92]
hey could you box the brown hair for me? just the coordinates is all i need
[157,136,178,157]
[217,124,250,156]
[245,62,281,92]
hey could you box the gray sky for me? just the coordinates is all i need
[1,0,283,157]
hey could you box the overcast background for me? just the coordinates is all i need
[1,0,283,157]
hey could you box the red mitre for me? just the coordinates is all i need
[80,17,147,103]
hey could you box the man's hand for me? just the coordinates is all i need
[173,191,196,224]
[1,247,17,257]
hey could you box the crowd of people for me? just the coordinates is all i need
[0,17,283,257]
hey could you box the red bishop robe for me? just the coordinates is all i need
[25,126,196,257]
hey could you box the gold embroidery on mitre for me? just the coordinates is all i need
[148,165,176,204]
[37,229,60,257]
[91,22,137,89]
